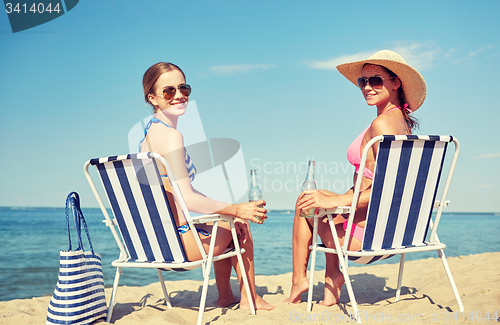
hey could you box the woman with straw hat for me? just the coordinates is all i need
[286,50,427,306]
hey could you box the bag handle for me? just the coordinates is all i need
[65,192,95,255]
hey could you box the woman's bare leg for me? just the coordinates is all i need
[313,215,362,306]
[183,221,274,310]
[318,221,345,306]
[231,221,275,310]
[181,223,235,307]
[285,208,313,303]
[213,258,238,307]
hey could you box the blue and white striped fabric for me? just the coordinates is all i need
[46,192,107,325]
[350,135,452,265]
[89,153,187,264]
[184,149,197,182]
[138,118,197,182]
[46,250,107,324]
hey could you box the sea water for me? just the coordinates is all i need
[0,207,499,302]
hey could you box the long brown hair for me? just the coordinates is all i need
[382,66,419,131]
[142,62,186,107]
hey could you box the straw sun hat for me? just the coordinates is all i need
[336,50,427,111]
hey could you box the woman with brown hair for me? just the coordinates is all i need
[140,62,274,310]
[286,50,427,306]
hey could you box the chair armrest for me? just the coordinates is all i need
[191,214,235,224]
[433,200,450,208]
[102,219,118,226]
[317,206,351,216]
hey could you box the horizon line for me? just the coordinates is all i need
[1,206,499,214]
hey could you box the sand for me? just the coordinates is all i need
[1,252,499,325]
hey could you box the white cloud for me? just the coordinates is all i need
[210,64,274,75]
[479,184,493,189]
[390,41,442,70]
[307,41,443,71]
[452,44,495,64]
[475,153,500,159]
[307,51,374,70]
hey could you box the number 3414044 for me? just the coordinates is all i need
[5,2,62,14]
[443,311,498,322]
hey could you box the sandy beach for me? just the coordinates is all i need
[1,252,498,325]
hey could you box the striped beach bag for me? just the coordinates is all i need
[46,192,107,325]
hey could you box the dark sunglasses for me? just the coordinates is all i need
[357,76,395,89]
[159,84,192,100]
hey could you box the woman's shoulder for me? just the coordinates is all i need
[148,123,184,150]
[369,113,405,137]
[370,114,392,134]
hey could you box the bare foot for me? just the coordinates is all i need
[284,278,309,304]
[216,294,239,308]
[319,271,345,306]
[240,295,275,311]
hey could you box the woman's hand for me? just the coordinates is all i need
[235,200,267,224]
[297,190,339,214]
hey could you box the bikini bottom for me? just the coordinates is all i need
[342,219,364,242]
[177,224,210,236]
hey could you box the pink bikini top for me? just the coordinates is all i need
[347,105,410,180]
[347,125,374,179]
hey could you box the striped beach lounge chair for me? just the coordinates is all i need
[307,135,464,323]
[84,152,255,325]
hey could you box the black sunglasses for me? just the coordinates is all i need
[158,84,192,100]
[357,76,395,89]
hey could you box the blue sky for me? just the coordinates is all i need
[0,0,499,212]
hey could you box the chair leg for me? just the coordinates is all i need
[230,221,255,315]
[337,253,361,323]
[438,249,464,312]
[324,214,361,323]
[107,267,122,323]
[196,221,219,325]
[307,217,319,312]
[235,252,256,315]
[157,270,172,309]
[394,253,405,302]
[197,262,212,325]
[307,247,318,312]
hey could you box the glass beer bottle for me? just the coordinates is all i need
[248,169,264,222]
[300,160,317,218]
